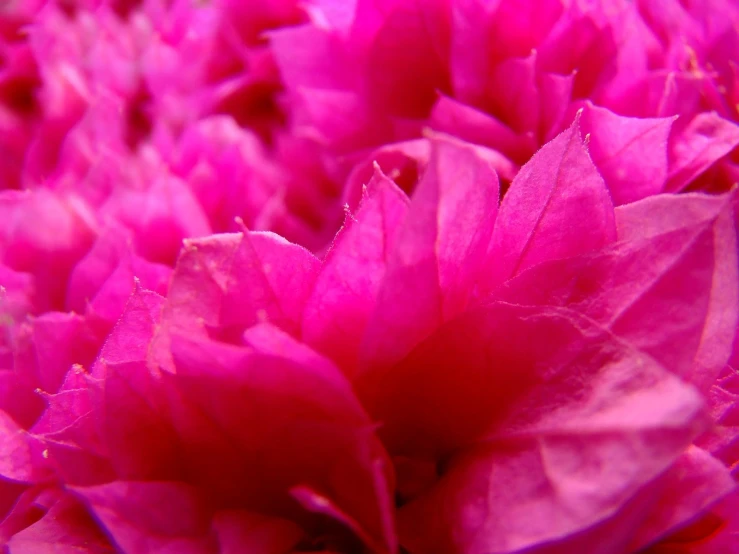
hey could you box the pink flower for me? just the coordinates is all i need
[303,122,739,552]
[1,1,738,552]
[2,120,736,552]
[0,0,309,495]
[273,0,739,210]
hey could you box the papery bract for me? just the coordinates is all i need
[482,117,615,291]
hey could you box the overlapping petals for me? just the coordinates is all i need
[2,116,736,551]
[274,0,739,205]
[1,0,739,552]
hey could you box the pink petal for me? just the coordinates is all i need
[448,0,493,105]
[450,0,563,102]
[366,0,450,118]
[291,86,380,151]
[103,174,212,266]
[641,491,739,553]
[0,265,35,322]
[429,94,534,166]
[489,0,564,59]
[66,225,171,323]
[396,307,707,553]
[580,102,675,204]
[89,255,171,330]
[167,229,319,338]
[163,233,241,334]
[617,192,739,390]
[359,302,592,459]
[697,363,739,473]
[482,116,616,292]
[270,23,353,93]
[166,327,396,551]
[0,486,42,544]
[168,117,282,234]
[22,312,101,394]
[537,70,575,143]
[93,286,164,377]
[487,52,539,135]
[585,5,661,106]
[31,368,113,486]
[6,493,114,553]
[612,71,703,119]
[499,191,738,390]
[73,481,216,554]
[666,112,739,191]
[0,410,34,483]
[302,168,409,372]
[0,368,44,432]
[342,139,429,211]
[472,448,734,554]
[94,287,178,480]
[360,136,500,370]
[0,190,95,311]
[29,288,168,484]
[221,231,320,334]
[629,446,736,551]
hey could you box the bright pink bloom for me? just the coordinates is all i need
[1,2,739,552]
[303,123,739,552]
[2,122,736,552]
[273,0,739,209]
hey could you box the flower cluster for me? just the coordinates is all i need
[1,1,738,553]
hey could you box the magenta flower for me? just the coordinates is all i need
[304,122,739,552]
[2,119,736,552]
[1,1,739,552]
[273,0,739,208]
